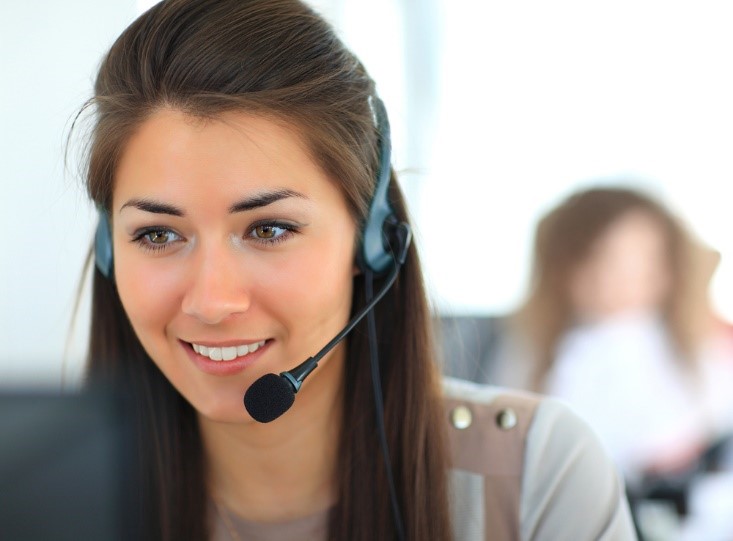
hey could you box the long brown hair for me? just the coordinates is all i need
[79,1,452,539]
[515,186,717,390]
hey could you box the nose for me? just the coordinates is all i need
[181,244,252,325]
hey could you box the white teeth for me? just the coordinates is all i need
[190,340,266,362]
[221,347,237,361]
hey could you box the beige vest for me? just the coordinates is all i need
[446,391,541,541]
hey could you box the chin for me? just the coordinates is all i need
[198,405,252,424]
[186,390,250,423]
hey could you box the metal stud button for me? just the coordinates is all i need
[450,405,473,429]
[496,408,517,430]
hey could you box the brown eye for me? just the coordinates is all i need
[255,225,277,239]
[148,230,170,244]
[132,227,182,253]
[248,222,295,244]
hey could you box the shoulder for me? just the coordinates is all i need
[443,377,540,476]
[442,377,637,541]
[519,394,636,540]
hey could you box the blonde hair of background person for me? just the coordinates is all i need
[515,186,720,391]
[73,1,637,539]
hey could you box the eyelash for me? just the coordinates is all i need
[130,221,299,253]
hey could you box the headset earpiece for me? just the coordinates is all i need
[358,97,406,274]
[94,208,114,279]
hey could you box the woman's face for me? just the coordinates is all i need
[112,109,357,422]
[569,210,672,321]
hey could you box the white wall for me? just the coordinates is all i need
[0,0,136,386]
[416,0,733,318]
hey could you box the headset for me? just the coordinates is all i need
[93,96,408,540]
[94,207,114,279]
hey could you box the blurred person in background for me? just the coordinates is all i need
[486,186,733,534]
[492,186,733,476]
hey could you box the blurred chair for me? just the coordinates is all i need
[436,315,504,383]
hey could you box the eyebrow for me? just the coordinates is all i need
[229,189,307,213]
[119,198,184,216]
[118,189,307,216]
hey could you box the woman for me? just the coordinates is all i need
[491,187,733,481]
[79,1,635,539]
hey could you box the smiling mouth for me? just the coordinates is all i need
[189,340,266,362]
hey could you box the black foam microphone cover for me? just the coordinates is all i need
[244,373,295,423]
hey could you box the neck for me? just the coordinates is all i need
[199,346,345,523]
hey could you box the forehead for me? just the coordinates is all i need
[586,210,668,265]
[111,108,339,210]
[602,211,666,245]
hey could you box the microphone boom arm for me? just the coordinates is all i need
[281,258,402,393]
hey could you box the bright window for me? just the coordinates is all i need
[335,0,733,319]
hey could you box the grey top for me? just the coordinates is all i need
[211,377,636,540]
[210,501,328,541]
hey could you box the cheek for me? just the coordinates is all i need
[259,240,356,328]
[115,256,183,344]
[569,265,594,310]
